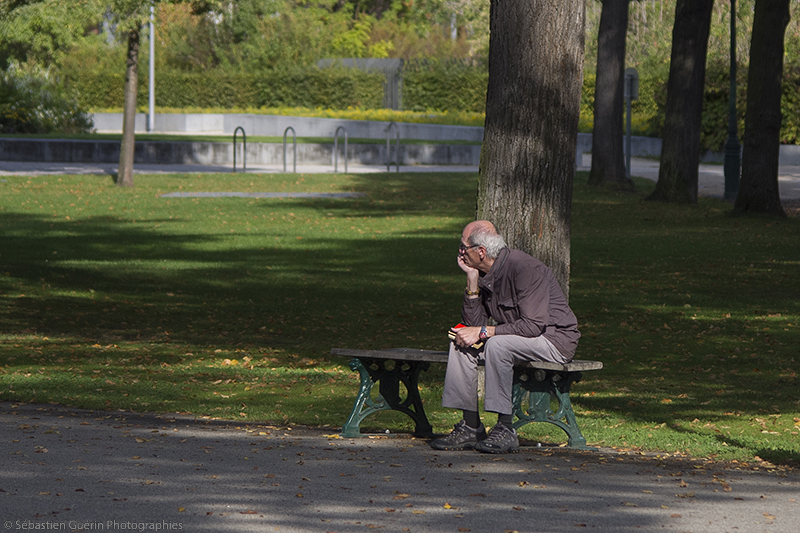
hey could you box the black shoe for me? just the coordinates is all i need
[430,420,487,450]
[474,424,519,454]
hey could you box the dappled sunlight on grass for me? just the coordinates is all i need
[1,170,798,465]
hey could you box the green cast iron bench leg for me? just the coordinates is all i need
[511,367,596,450]
[340,356,435,438]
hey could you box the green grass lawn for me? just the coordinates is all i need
[1,170,798,466]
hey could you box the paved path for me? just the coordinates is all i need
[598,157,800,201]
[3,158,800,202]
[1,402,797,533]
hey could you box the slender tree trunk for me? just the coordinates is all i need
[734,0,789,217]
[647,0,714,204]
[588,0,632,190]
[477,0,585,298]
[118,28,140,188]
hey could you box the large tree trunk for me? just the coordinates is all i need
[477,0,585,298]
[588,0,632,190]
[734,0,789,217]
[647,0,714,204]
[118,28,140,188]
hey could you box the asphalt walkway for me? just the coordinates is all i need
[1,402,798,533]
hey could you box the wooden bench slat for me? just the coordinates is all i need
[331,347,448,363]
[331,348,603,372]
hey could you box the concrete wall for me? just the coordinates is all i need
[575,132,663,166]
[17,114,800,167]
[92,113,486,143]
[0,138,482,166]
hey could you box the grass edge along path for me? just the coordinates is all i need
[0,170,797,467]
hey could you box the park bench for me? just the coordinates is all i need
[331,347,603,450]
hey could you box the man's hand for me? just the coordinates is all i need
[457,254,480,297]
[451,326,482,348]
[457,254,479,276]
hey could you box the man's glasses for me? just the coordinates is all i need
[458,243,480,254]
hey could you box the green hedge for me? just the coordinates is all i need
[402,61,488,113]
[664,61,800,153]
[64,62,800,149]
[65,67,384,110]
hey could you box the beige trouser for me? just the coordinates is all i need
[441,334,566,415]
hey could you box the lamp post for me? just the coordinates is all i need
[723,0,740,200]
[147,3,155,133]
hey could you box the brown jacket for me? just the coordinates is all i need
[462,248,580,360]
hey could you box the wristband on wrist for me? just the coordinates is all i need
[465,288,480,296]
[479,325,488,340]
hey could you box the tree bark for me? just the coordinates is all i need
[477,0,585,298]
[646,0,714,204]
[588,0,632,190]
[734,0,789,217]
[118,28,140,188]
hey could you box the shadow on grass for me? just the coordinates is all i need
[2,171,799,464]
[0,210,463,350]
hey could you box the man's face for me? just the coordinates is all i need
[458,236,481,266]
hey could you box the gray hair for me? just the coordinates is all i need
[468,224,508,259]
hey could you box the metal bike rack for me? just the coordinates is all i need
[233,126,246,173]
[283,126,296,173]
[334,126,348,173]
[386,121,400,172]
